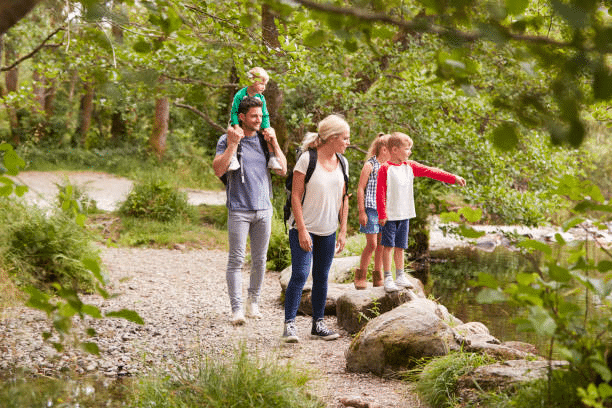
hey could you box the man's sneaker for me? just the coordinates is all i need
[310,319,340,341]
[267,155,283,170]
[245,299,262,319]
[231,309,246,326]
[228,154,240,171]
[282,321,299,343]
[395,274,414,289]
[384,276,399,293]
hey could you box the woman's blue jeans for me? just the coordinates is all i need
[284,228,336,322]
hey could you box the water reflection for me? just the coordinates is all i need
[427,246,546,352]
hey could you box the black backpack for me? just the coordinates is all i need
[283,148,349,231]
[219,131,270,185]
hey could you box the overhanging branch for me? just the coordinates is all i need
[1,26,64,72]
[174,102,226,133]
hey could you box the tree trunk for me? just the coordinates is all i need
[32,69,45,112]
[261,4,287,150]
[3,37,20,145]
[150,96,169,159]
[0,0,40,36]
[78,82,95,145]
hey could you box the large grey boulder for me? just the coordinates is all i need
[345,298,461,376]
[336,280,426,334]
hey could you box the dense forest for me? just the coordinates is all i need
[1,0,610,226]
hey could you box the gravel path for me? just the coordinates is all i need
[1,246,422,407]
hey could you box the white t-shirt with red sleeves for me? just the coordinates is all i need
[376,161,457,222]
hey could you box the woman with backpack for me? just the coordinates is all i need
[282,114,350,343]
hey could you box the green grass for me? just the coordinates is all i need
[410,352,494,408]
[18,145,223,191]
[131,347,324,408]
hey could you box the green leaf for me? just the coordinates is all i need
[517,239,552,255]
[133,39,152,53]
[551,0,589,29]
[458,207,483,223]
[476,288,507,303]
[82,304,102,319]
[106,309,144,325]
[516,272,536,286]
[473,273,500,289]
[597,260,612,273]
[458,225,486,238]
[86,328,97,337]
[548,264,572,283]
[83,257,104,284]
[492,122,519,151]
[80,342,100,355]
[528,306,557,336]
[303,30,327,48]
[440,211,461,223]
[506,0,529,15]
[14,185,28,196]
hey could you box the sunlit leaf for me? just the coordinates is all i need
[548,264,571,283]
[476,288,507,303]
[80,342,100,355]
[440,211,461,223]
[517,239,552,255]
[506,0,529,15]
[106,309,144,325]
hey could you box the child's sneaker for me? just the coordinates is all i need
[228,154,240,171]
[384,276,399,293]
[395,274,414,289]
[310,319,339,341]
[282,321,299,343]
[267,154,282,170]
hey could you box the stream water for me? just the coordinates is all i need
[426,243,609,355]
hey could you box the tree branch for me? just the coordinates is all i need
[173,102,226,133]
[162,74,238,88]
[1,26,64,72]
[0,0,40,36]
[291,0,573,49]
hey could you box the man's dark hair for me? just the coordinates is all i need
[237,96,263,116]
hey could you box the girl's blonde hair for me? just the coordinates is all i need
[301,114,350,150]
[387,131,413,150]
[366,132,389,159]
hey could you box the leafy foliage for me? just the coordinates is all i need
[446,174,612,406]
[119,178,193,222]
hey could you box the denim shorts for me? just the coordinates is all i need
[380,219,409,249]
[359,207,380,234]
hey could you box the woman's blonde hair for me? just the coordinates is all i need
[366,132,389,159]
[301,114,349,150]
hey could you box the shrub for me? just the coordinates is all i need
[267,215,291,272]
[2,206,101,293]
[119,178,193,222]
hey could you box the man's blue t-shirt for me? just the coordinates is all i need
[216,134,272,211]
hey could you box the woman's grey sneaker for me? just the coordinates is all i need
[395,274,414,289]
[310,319,339,340]
[282,321,299,343]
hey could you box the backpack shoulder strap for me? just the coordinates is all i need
[304,148,317,184]
[256,131,270,163]
[336,153,349,188]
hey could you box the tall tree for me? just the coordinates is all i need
[0,0,40,36]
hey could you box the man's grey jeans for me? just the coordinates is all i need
[226,208,273,312]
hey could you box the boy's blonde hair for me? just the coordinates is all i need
[366,132,388,159]
[301,114,349,150]
[247,67,269,83]
[388,132,413,150]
